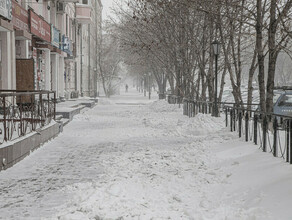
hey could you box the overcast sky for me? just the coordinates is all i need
[101,0,115,19]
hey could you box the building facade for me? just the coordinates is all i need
[75,0,102,97]
[0,0,102,99]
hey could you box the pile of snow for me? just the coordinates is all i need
[176,113,227,137]
[98,98,116,105]
[148,100,182,112]
[52,139,269,220]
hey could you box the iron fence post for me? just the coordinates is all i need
[189,102,191,117]
[19,95,23,136]
[239,111,242,138]
[3,96,7,142]
[273,117,277,157]
[290,120,292,164]
[245,112,249,142]
[198,102,201,113]
[263,114,267,152]
[205,103,208,114]
[31,94,34,130]
[40,93,43,126]
[254,113,258,145]
[183,100,185,115]
[54,92,56,120]
[225,108,228,127]
[190,102,192,117]
[230,109,233,132]
[188,101,190,117]
[287,120,290,163]
[233,109,236,131]
[47,92,50,120]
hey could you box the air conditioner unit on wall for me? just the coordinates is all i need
[57,2,65,14]
[82,0,89,5]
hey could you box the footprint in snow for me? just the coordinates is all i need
[107,184,122,197]
[232,161,240,166]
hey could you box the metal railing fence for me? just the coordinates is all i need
[167,95,292,164]
[167,95,183,104]
[0,90,56,144]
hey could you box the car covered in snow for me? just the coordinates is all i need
[273,91,292,118]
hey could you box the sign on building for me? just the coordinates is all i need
[62,35,72,56]
[29,10,51,42]
[51,25,60,48]
[12,0,29,31]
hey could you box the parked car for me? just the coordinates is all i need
[273,91,292,118]
[221,89,234,103]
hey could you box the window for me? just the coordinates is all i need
[65,15,68,37]
[279,94,292,106]
[82,0,88,4]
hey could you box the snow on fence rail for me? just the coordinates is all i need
[167,95,292,164]
[0,90,56,144]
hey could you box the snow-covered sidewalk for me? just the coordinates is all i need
[0,89,292,219]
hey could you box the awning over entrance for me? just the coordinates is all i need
[35,42,53,51]
[51,47,62,54]
[15,30,32,40]
[0,19,13,32]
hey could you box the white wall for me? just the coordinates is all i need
[44,50,51,90]
[58,56,65,98]
[0,31,15,89]
[51,54,59,95]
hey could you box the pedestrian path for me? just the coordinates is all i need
[0,88,291,219]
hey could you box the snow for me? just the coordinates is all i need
[0,88,292,219]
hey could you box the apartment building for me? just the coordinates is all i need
[0,0,102,99]
[76,0,102,97]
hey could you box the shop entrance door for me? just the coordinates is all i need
[16,59,35,91]
[0,40,2,89]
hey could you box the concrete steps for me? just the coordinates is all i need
[56,105,85,121]
[56,99,97,125]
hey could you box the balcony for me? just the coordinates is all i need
[75,4,92,24]
[58,0,79,3]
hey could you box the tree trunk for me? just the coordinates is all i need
[218,65,227,103]
[256,0,266,112]
[247,49,257,111]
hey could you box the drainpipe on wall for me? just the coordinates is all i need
[74,3,78,94]
[88,23,91,96]
[94,0,98,98]
[80,24,83,96]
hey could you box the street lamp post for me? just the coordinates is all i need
[212,40,221,117]
[148,73,151,100]
[144,74,147,97]
[93,68,97,98]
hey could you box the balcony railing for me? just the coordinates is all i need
[59,0,79,3]
[75,4,92,24]
[0,90,56,144]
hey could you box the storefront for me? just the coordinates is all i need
[29,9,51,91]
[12,0,34,91]
[12,0,31,58]
[0,0,14,90]
[50,25,62,98]
[62,35,74,99]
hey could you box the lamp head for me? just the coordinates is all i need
[212,40,221,55]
